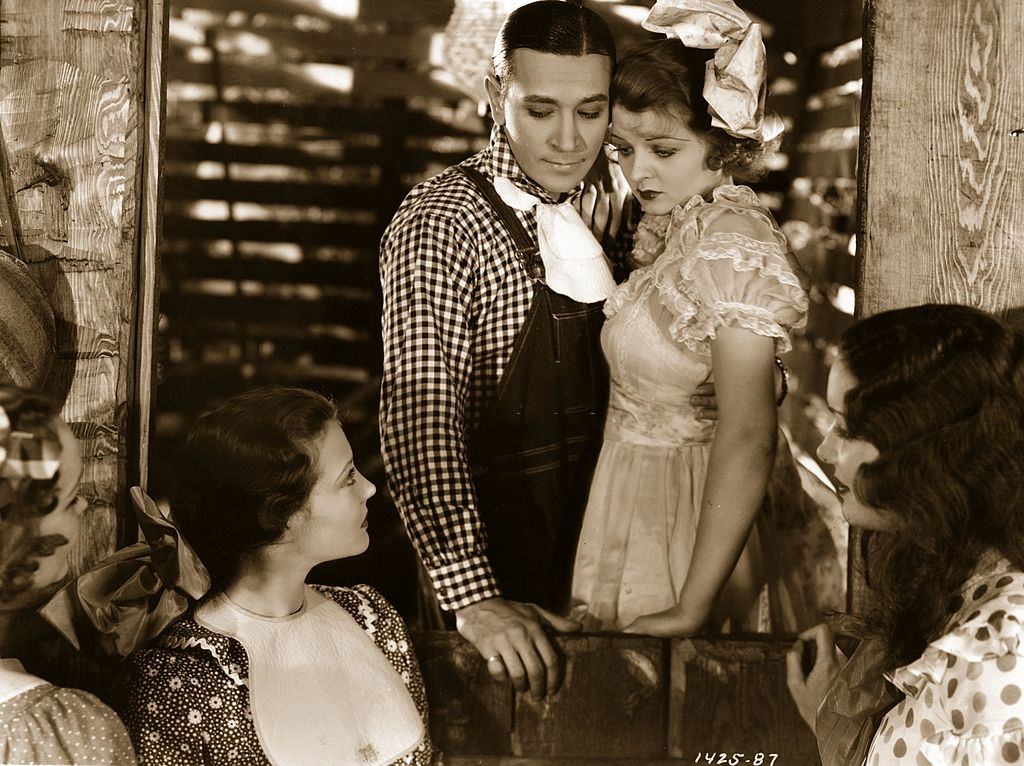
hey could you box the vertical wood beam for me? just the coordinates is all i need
[859,0,1024,320]
[0,0,155,572]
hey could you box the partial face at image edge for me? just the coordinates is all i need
[488,49,612,196]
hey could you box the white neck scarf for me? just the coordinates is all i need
[493,177,616,303]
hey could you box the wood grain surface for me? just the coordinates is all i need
[859,0,1024,319]
[0,0,151,574]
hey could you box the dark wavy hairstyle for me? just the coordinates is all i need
[0,385,67,603]
[838,304,1024,669]
[172,386,337,590]
[612,39,780,180]
[492,1,616,92]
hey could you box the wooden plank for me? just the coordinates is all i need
[169,58,464,102]
[172,330,381,371]
[161,215,380,246]
[177,101,478,136]
[1,0,148,579]
[859,0,1024,316]
[164,176,376,208]
[514,636,666,758]
[169,252,379,287]
[131,0,168,500]
[160,291,378,327]
[170,25,433,64]
[669,639,820,761]
[163,136,473,170]
[156,365,373,411]
[412,631,514,755]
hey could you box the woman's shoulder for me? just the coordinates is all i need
[1,684,137,765]
[889,555,1024,697]
[127,613,249,689]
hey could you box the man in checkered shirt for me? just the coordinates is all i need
[380,1,626,700]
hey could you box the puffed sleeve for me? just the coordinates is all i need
[888,575,1024,764]
[653,186,808,354]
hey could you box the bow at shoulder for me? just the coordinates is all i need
[39,486,211,661]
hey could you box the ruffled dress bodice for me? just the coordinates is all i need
[600,185,807,448]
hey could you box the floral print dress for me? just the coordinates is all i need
[122,584,437,766]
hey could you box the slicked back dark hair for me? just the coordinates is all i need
[839,304,1024,669]
[492,1,616,91]
[172,386,337,590]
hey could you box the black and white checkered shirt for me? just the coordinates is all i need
[382,122,632,611]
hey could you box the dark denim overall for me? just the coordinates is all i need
[459,166,608,612]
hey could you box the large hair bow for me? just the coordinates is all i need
[39,486,210,661]
[642,0,784,142]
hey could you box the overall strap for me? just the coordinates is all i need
[457,165,545,281]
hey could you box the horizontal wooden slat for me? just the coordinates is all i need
[163,136,474,171]
[169,58,464,102]
[168,252,378,288]
[164,177,377,208]
[161,291,377,326]
[173,331,381,369]
[156,364,375,410]
[161,215,380,246]
[171,25,433,64]
[173,102,477,136]
[177,0,454,25]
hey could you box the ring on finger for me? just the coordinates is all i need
[487,655,503,665]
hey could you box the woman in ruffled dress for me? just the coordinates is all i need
[787,304,1024,765]
[0,385,137,765]
[101,387,437,766]
[570,0,822,636]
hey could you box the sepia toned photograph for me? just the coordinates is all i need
[0,0,1022,763]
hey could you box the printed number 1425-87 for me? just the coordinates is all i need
[694,754,779,766]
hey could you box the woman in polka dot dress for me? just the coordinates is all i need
[787,305,1024,765]
[119,388,438,766]
[0,386,137,765]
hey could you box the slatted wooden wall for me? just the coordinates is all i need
[153,0,490,613]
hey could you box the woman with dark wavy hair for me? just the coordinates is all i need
[119,387,436,766]
[787,304,1024,765]
[0,384,137,764]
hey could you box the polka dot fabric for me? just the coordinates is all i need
[0,683,137,765]
[865,554,1024,765]
[122,585,438,766]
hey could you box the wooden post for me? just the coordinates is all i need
[858,0,1024,320]
[0,0,162,573]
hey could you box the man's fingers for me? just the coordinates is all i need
[534,605,582,633]
[693,381,715,396]
[495,642,530,694]
[483,648,509,683]
[527,624,563,695]
[785,641,806,690]
[690,395,713,408]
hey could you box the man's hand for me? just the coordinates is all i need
[690,381,718,422]
[785,623,846,734]
[690,360,788,422]
[456,597,580,700]
[574,151,631,246]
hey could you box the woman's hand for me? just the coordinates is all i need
[622,604,705,637]
[785,623,846,734]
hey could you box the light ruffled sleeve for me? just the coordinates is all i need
[652,187,808,354]
[885,574,1024,765]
